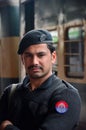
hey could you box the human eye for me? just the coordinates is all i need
[38,52,46,58]
[25,53,32,58]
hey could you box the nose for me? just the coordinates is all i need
[32,56,39,65]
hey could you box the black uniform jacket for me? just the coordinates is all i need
[0,74,81,130]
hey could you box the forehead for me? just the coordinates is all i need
[24,43,49,53]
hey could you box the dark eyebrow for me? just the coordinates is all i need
[37,51,46,54]
[24,52,32,54]
[23,52,33,57]
[24,51,47,55]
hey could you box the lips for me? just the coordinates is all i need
[28,65,42,71]
[32,67,40,71]
[29,66,41,72]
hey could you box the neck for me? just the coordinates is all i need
[29,74,52,91]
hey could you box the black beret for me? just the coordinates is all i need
[17,29,53,54]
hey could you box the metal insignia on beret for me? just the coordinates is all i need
[55,100,69,114]
[40,34,47,42]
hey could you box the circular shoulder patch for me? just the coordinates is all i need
[55,100,68,114]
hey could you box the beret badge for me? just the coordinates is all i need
[40,34,47,42]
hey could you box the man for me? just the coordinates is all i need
[0,29,81,130]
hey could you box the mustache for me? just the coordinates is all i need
[28,65,43,70]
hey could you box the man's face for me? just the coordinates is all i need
[21,44,56,79]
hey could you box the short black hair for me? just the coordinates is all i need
[47,43,56,53]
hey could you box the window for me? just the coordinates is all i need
[64,26,84,78]
[50,30,58,75]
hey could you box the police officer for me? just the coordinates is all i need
[0,29,81,130]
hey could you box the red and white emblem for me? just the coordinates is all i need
[55,100,69,114]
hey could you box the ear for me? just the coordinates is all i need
[51,51,57,64]
[21,55,24,65]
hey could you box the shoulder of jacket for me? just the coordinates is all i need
[52,75,78,94]
[62,80,78,93]
[8,83,22,109]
